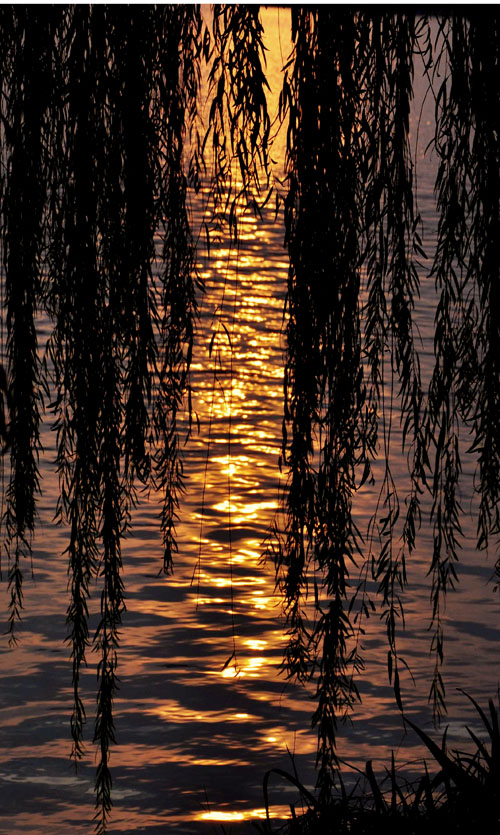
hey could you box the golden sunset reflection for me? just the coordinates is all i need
[139,8,309,822]
[247,591,276,611]
[145,701,260,726]
[244,639,267,651]
[198,807,287,823]
[212,498,278,523]
[110,743,250,769]
[214,654,272,680]
[199,574,265,590]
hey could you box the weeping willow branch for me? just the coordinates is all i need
[2,6,203,832]
[466,13,500,556]
[152,5,202,574]
[206,3,271,237]
[429,10,500,717]
[274,7,372,797]
[270,5,500,796]
[428,15,472,721]
[2,7,56,642]
[360,12,426,715]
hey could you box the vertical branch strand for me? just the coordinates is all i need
[429,9,500,716]
[429,15,472,719]
[48,5,104,766]
[275,8,369,797]
[153,5,202,573]
[2,8,58,640]
[469,12,500,563]
[207,4,271,238]
[361,12,424,711]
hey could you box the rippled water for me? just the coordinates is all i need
[1,10,500,834]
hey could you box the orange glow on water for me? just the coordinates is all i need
[198,806,286,822]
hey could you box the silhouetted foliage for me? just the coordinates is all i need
[0,5,499,831]
[269,6,500,797]
[1,6,205,832]
[258,693,500,834]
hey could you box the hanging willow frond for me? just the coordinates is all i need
[428,14,472,720]
[152,4,202,574]
[0,6,203,831]
[2,7,58,641]
[429,10,500,717]
[466,13,500,556]
[274,7,373,797]
[271,5,500,795]
[206,3,271,236]
[359,12,426,714]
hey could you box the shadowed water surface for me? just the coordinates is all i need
[0,10,500,834]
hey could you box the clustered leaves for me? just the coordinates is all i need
[271,6,500,797]
[259,692,500,834]
[425,12,500,716]
[205,3,271,237]
[1,4,499,830]
[1,6,203,833]
[273,8,372,797]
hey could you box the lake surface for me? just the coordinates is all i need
[1,10,500,834]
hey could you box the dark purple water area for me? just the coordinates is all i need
[0,10,499,835]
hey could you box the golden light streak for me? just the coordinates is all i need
[199,807,284,822]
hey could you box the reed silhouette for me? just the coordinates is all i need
[257,691,500,834]
[0,6,498,831]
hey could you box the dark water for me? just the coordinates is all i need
[0,10,499,834]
